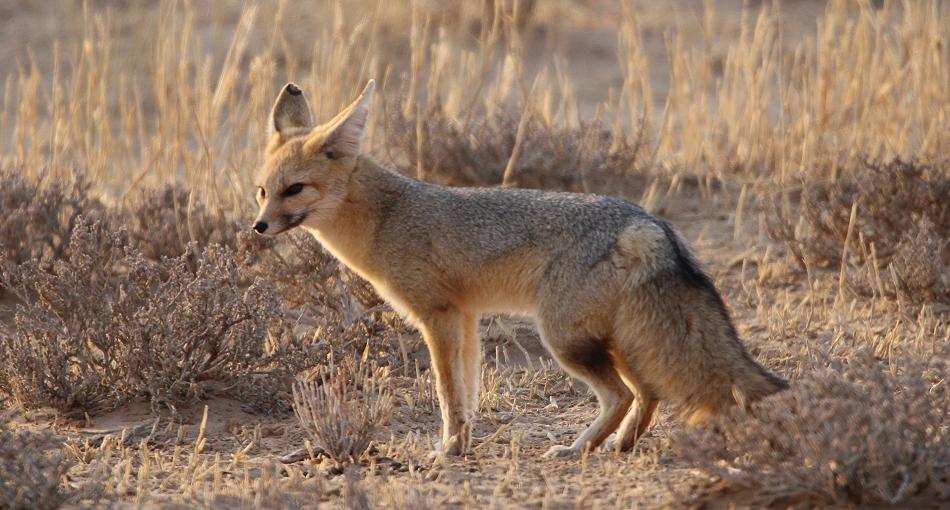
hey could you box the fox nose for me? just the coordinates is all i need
[252,221,268,234]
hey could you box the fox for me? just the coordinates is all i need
[252,80,788,458]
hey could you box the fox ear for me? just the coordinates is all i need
[268,83,313,141]
[305,80,375,159]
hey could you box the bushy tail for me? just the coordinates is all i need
[735,353,789,405]
[656,218,789,413]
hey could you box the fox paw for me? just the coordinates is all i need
[600,435,633,453]
[429,439,465,460]
[542,445,579,459]
[601,432,648,453]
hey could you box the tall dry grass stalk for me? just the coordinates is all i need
[639,0,947,179]
[1,1,942,220]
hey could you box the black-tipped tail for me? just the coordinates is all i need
[658,218,789,400]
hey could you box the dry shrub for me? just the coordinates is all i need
[0,220,130,412]
[886,221,950,304]
[383,101,648,194]
[769,158,950,303]
[673,350,950,507]
[124,185,240,262]
[0,169,101,270]
[0,175,238,288]
[292,357,393,465]
[237,230,394,336]
[0,218,284,415]
[0,413,71,510]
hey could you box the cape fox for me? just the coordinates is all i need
[252,81,787,458]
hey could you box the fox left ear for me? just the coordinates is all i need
[305,80,375,159]
[268,83,313,142]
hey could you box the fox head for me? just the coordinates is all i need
[251,80,375,236]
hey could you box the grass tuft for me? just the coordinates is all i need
[292,357,393,466]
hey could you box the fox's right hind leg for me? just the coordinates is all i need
[540,335,633,458]
[610,396,658,452]
[607,359,659,452]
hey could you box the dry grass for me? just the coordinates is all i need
[0,0,947,508]
[673,348,950,507]
[293,358,393,466]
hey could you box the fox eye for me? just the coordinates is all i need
[282,183,305,197]
[257,187,266,199]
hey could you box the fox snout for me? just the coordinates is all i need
[251,207,308,236]
[251,208,276,235]
[249,215,286,236]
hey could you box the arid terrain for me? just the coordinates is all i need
[1,1,948,508]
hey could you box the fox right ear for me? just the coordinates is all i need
[268,83,313,143]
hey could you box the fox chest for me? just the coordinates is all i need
[304,229,416,321]
[368,281,419,323]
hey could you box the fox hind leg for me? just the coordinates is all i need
[608,356,659,452]
[542,337,633,458]
[610,396,658,452]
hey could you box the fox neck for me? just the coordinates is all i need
[303,156,411,281]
